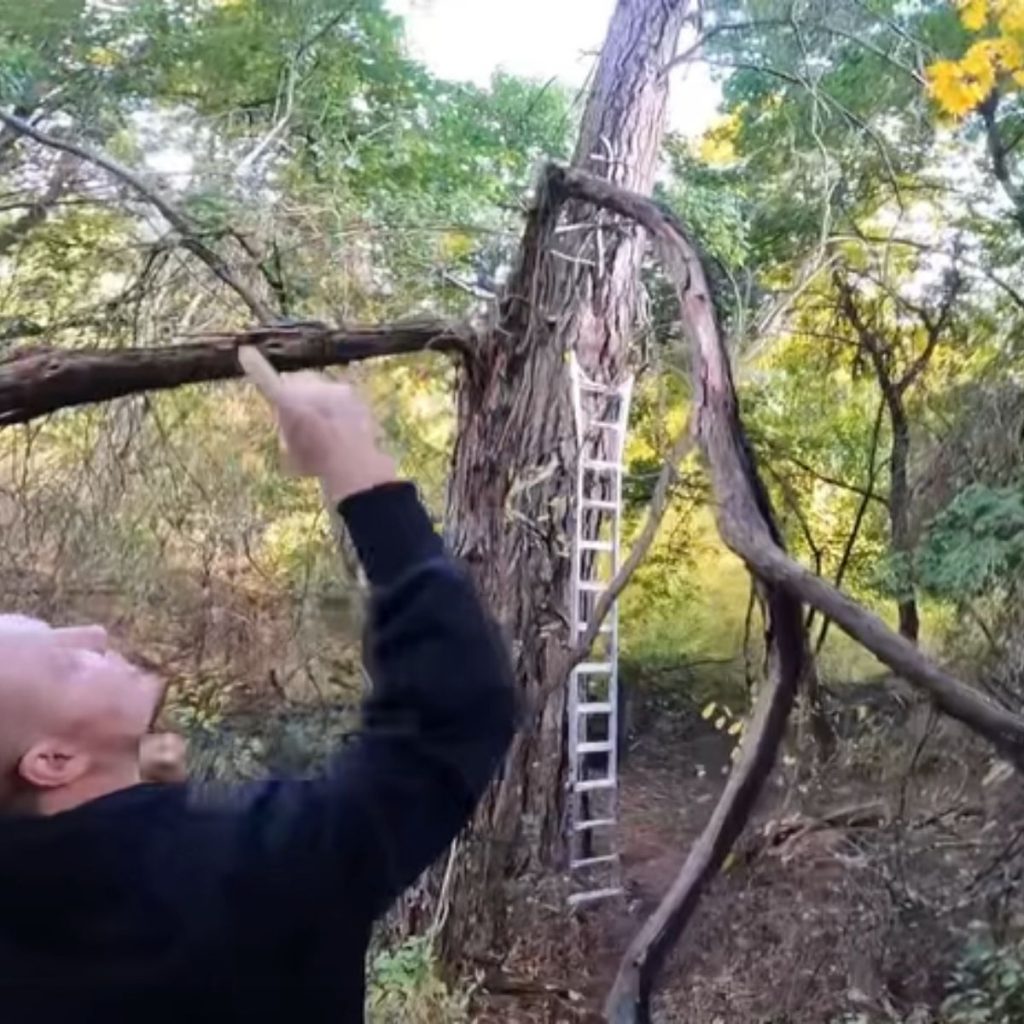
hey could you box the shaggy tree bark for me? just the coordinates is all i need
[437,0,694,958]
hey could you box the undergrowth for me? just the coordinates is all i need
[367,936,470,1024]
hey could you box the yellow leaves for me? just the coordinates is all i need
[958,0,989,31]
[978,35,1024,70]
[929,1,1024,118]
[957,0,1024,33]
[996,0,1024,33]
[702,701,746,739]
[928,45,997,117]
[438,230,474,263]
[697,111,742,166]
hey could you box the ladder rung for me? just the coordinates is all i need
[578,622,613,634]
[575,661,612,674]
[578,581,607,593]
[591,420,623,430]
[574,818,616,832]
[581,498,617,511]
[568,887,623,908]
[576,702,612,715]
[575,778,615,793]
[580,540,613,553]
[571,854,620,870]
[578,741,613,754]
[582,459,622,473]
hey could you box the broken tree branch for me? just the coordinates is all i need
[0,321,470,426]
[0,110,274,322]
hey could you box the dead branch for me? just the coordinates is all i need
[0,111,274,322]
[813,399,887,654]
[0,321,469,426]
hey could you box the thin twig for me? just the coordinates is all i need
[0,110,273,322]
[563,425,695,675]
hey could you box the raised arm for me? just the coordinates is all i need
[330,480,516,914]
[234,351,517,920]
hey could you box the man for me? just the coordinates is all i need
[0,351,517,1023]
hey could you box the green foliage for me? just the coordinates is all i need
[918,485,1024,600]
[942,931,1024,1023]
[368,937,470,1024]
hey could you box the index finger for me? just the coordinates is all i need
[238,346,283,404]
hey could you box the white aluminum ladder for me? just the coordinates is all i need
[566,354,634,909]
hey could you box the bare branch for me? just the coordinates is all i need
[832,231,1024,314]
[772,445,889,508]
[814,400,886,653]
[979,91,1024,227]
[0,153,77,257]
[662,19,790,75]
[0,110,274,322]
[664,16,925,85]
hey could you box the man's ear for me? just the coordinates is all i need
[17,740,90,790]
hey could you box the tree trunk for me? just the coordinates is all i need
[437,0,692,959]
[888,400,920,643]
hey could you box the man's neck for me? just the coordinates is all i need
[8,765,142,816]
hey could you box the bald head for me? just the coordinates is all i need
[0,615,166,815]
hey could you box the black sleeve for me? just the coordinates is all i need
[223,483,518,923]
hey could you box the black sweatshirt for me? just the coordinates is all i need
[0,483,516,1024]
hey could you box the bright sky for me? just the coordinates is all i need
[387,0,720,137]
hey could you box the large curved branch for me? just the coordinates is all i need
[0,110,274,322]
[555,169,807,1024]
[0,321,470,426]
[549,165,1024,1024]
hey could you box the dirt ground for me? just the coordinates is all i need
[474,701,1024,1023]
